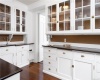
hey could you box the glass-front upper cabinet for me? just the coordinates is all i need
[16,9,26,32]
[47,4,57,31]
[95,0,100,30]
[0,3,11,31]
[59,0,70,31]
[75,0,91,31]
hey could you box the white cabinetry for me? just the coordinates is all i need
[95,54,100,80]
[16,45,29,67]
[73,52,95,80]
[46,0,100,35]
[0,46,16,64]
[43,47,58,75]
[43,47,98,80]
[0,45,29,68]
[57,50,73,80]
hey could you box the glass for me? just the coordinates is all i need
[22,25,25,32]
[0,22,5,30]
[95,19,100,29]
[0,13,5,21]
[22,11,25,18]
[75,20,82,30]
[59,23,64,31]
[83,7,90,18]
[65,21,70,30]
[83,0,90,6]
[16,24,20,32]
[16,17,20,24]
[6,14,10,22]
[75,8,82,19]
[75,0,82,8]
[6,23,11,31]
[16,9,20,16]
[6,6,11,14]
[83,20,90,29]
[0,3,5,13]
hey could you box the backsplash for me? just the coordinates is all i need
[0,35,24,42]
[50,35,100,44]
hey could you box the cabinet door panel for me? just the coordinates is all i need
[58,57,72,80]
[16,52,22,67]
[22,51,29,67]
[73,61,93,80]
[95,62,100,80]
[0,53,14,64]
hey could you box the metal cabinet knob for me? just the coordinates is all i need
[48,50,50,52]
[92,16,94,18]
[63,52,65,54]
[49,56,51,58]
[81,55,85,57]
[6,49,8,51]
[49,62,51,64]
[48,68,51,70]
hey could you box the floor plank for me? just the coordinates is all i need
[21,62,60,80]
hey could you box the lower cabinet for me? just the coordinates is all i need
[73,60,93,80]
[0,45,29,68]
[43,47,97,80]
[57,57,73,80]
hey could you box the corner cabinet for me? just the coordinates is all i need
[46,0,100,35]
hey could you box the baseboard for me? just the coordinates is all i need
[43,70,68,80]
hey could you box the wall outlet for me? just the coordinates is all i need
[64,38,67,42]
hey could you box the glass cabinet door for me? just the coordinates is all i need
[75,0,91,31]
[0,3,11,31]
[16,9,20,32]
[59,0,70,31]
[47,4,57,31]
[95,0,100,30]
[22,11,25,32]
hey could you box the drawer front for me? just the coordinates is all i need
[44,53,57,61]
[44,47,57,54]
[0,47,16,55]
[16,45,29,52]
[43,59,57,67]
[57,50,73,59]
[43,64,57,74]
[74,52,95,62]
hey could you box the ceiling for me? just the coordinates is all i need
[17,0,39,5]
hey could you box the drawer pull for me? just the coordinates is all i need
[6,49,8,51]
[48,68,51,70]
[48,50,50,52]
[49,62,51,64]
[49,56,51,58]
[81,55,85,57]
[22,47,24,48]
[63,52,65,54]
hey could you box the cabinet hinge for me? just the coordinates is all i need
[72,65,74,68]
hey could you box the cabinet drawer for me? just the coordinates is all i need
[43,64,57,74]
[0,46,16,55]
[44,47,57,54]
[43,59,57,67]
[57,50,73,59]
[74,52,95,62]
[16,45,29,52]
[44,53,57,61]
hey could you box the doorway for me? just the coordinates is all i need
[38,10,48,62]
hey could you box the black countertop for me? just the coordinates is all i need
[0,59,22,80]
[0,43,34,47]
[43,45,100,53]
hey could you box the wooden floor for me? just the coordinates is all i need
[21,62,60,80]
